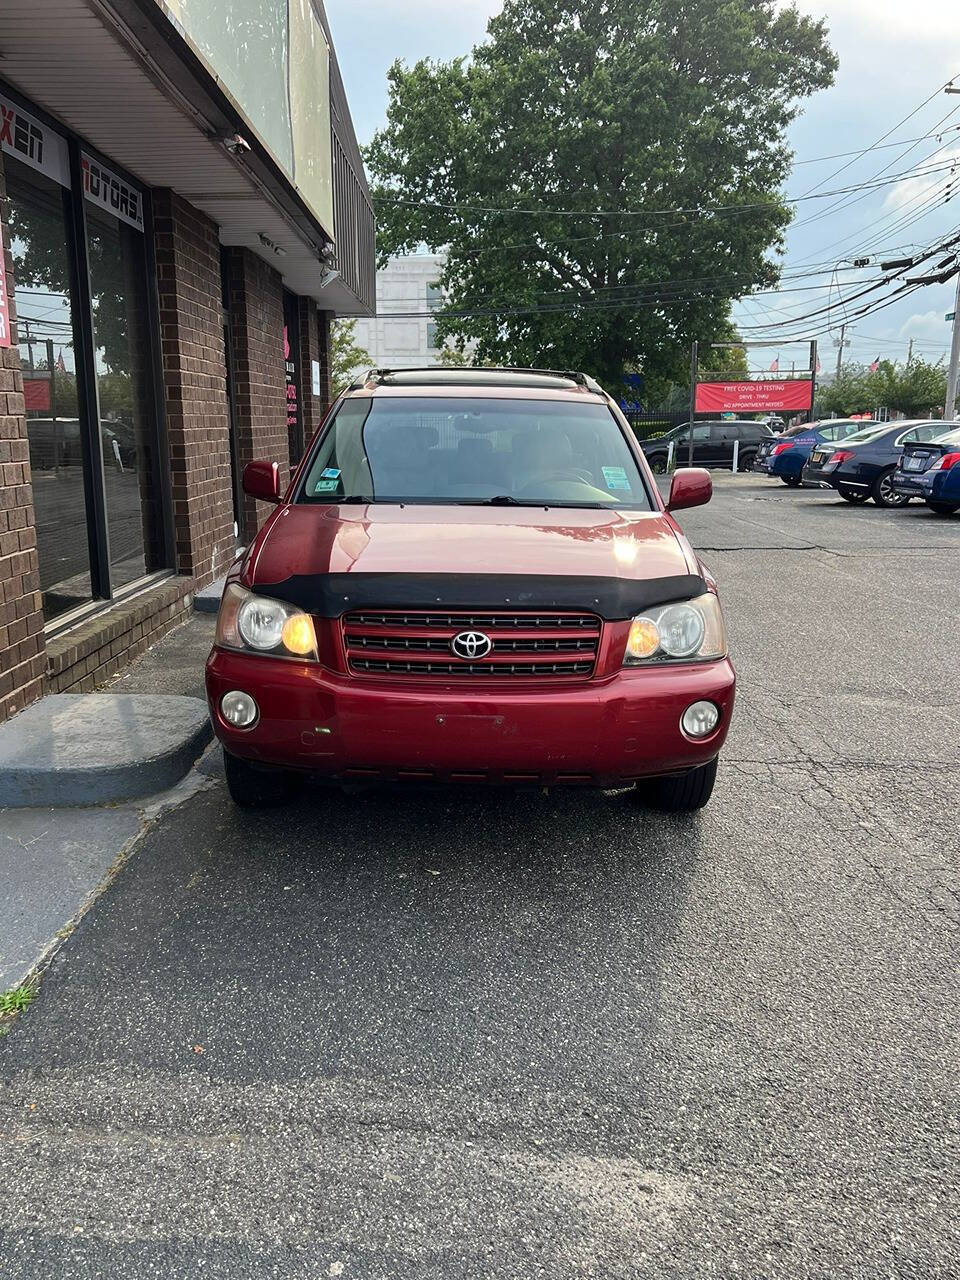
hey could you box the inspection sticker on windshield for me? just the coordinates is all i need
[602,466,630,490]
[320,468,341,479]
[313,478,340,493]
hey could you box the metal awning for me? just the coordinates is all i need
[0,0,369,312]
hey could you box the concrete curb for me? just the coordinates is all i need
[193,576,226,614]
[0,694,213,808]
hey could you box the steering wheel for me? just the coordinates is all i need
[516,468,593,494]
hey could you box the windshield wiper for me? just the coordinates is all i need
[477,494,523,505]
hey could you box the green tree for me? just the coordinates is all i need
[817,358,947,418]
[438,345,475,368]
[885,356,947,416]
[330,319,372,396]
[366,0,836,393]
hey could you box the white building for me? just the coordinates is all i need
[353,253,465,370]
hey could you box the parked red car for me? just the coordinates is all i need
[206,368,736,810]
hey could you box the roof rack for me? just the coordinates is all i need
[349,366,604,393]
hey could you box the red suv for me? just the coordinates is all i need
[206,368,735,810]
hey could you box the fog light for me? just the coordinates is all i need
[681,700,719,738]
[220,690,258,728]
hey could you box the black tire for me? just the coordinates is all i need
[634,757,718,812]
[224,750,300,808]
[927,500,960,515]
[735,450,756,473]
[780,475,802,488]
[872,466,909,508]
[647,453,669,474]
[837,485,869,504]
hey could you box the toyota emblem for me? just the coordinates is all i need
[450,630,493,660]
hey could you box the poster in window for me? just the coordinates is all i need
[283,290,302,462]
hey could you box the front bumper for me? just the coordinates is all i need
[205,650,737,787]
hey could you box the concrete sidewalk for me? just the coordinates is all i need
[0,616,219,995]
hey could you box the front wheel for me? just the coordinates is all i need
[927,500,960,515]
[838,485,869,504]
[224,750,301,808]
[780,475,802,488]
[634,758,718,812]
[872,466,909,508]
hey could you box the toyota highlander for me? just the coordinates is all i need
[206,368,736,811]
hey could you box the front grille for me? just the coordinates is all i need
[343,610,602,680]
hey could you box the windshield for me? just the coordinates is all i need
[299,396,653,509]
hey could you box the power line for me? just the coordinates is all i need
[375,158,960,222]
[789,103,960,235]
[791,128,960,166]
[792,74,959,199]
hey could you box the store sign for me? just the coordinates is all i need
[0,221,9,349]
[0,93,70,188]
[80,154,144,232]
[694,379,814,413]
[0,94,144,236]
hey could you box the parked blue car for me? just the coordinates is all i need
[801,420,948,506]
[767,418,868,486]
[891,425,960,514]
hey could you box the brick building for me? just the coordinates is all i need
[0,0,374,721]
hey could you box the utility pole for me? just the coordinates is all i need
[945,271,960,421]
[835,322,847,379]
[688,341,698,469]
[907,337,914,364]
[941,84,960,420]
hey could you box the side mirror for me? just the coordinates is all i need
[667,467,712,512]
[243,460,281,505]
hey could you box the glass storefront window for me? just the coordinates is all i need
[86,204,164,589]
[4,94,170,626]
[5,157,93,622]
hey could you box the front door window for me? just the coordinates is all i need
[86,201,164,590]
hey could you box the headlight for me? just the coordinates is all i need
[216,584,318,660]
[623,593,726,665]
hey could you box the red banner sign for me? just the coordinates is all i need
[24,378,51,410]
[695,379,814,413]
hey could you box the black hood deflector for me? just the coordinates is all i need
[255,573,707,620]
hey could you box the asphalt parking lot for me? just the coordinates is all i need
[1,474,958,1278]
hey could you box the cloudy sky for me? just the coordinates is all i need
[326,0,960,370]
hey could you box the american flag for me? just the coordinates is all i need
[869,356,880,372]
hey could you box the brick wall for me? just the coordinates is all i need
[223,247,288,541]
[46,577,193,694]
[153,190,235,585]
[0,148,47,723]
